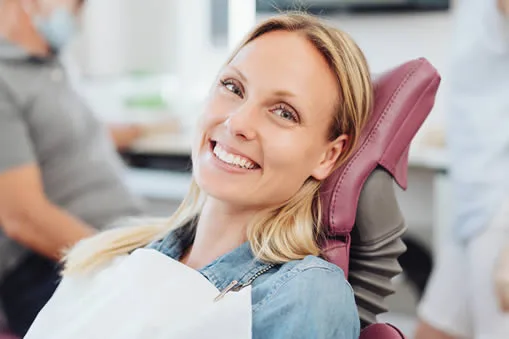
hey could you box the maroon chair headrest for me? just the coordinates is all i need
[319,58,441,274]
[360,323,406,339]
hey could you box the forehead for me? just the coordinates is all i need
[228,30,340,120]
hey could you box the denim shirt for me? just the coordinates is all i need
[148,226,360,339]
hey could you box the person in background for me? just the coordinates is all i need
[0,0,144,335]
[415,0,509,338]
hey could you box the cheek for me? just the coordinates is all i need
[264,136,318,169]
[195,96,228,137]
[263,138,320,190]
[258,145,312,204]
[192,93,234,162]
[204,90,235,120]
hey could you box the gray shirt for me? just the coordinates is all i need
[0,39,143,279]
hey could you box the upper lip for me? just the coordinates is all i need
[211,140,261,167]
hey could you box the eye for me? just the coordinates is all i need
[220,79,244,98]
[271,104,299,123]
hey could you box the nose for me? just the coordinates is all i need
[224,102,258,141]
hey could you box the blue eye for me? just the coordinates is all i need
[272,105,298,122]
[220,79,243,98]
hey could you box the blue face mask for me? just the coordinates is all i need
[34,7,78,51]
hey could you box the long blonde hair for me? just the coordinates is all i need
[63,12,373,275]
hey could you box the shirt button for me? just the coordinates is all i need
[50,69,64,82]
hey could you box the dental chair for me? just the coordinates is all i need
[320,58,440,339]
[0,58,440,339]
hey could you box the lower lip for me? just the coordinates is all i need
[209,142,260,174]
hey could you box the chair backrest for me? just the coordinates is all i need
[319,58,440,332]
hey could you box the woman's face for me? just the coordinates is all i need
[193,30,347,210]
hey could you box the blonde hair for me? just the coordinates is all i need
[63,12,373,275]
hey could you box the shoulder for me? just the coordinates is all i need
[275,255,349,288]
[252,256,360,339]
[254,255,356,313]
[278,255,353,300]
[286,254,345,273]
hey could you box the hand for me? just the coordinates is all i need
[108,124,144,151]
[108,119,181,151]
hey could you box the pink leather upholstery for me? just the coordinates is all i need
[360,323,406,339]
[320,58,440,276]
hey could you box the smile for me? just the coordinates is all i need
[210,141,260,170]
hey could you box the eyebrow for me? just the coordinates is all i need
[228,66,248,84]
[273,89,297,98]
[229,66,298,98]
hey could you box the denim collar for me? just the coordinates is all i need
[152,224,275,291]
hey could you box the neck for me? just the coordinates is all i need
[0,0,50,57]
[181,197,258,269]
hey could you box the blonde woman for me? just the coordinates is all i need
[24,13,373,339]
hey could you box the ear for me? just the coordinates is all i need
[311,134,348,181]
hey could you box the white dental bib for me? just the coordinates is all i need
[24,249,252,339]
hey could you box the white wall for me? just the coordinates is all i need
[325,10,453,142]
[76,0,218,78]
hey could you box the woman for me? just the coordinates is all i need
[25,13,373,339]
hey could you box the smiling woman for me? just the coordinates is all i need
[24,12,373,339]
[195,30,345,210]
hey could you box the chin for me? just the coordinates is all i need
[196,172,245,202]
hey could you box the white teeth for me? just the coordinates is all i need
[212,143,256,169]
